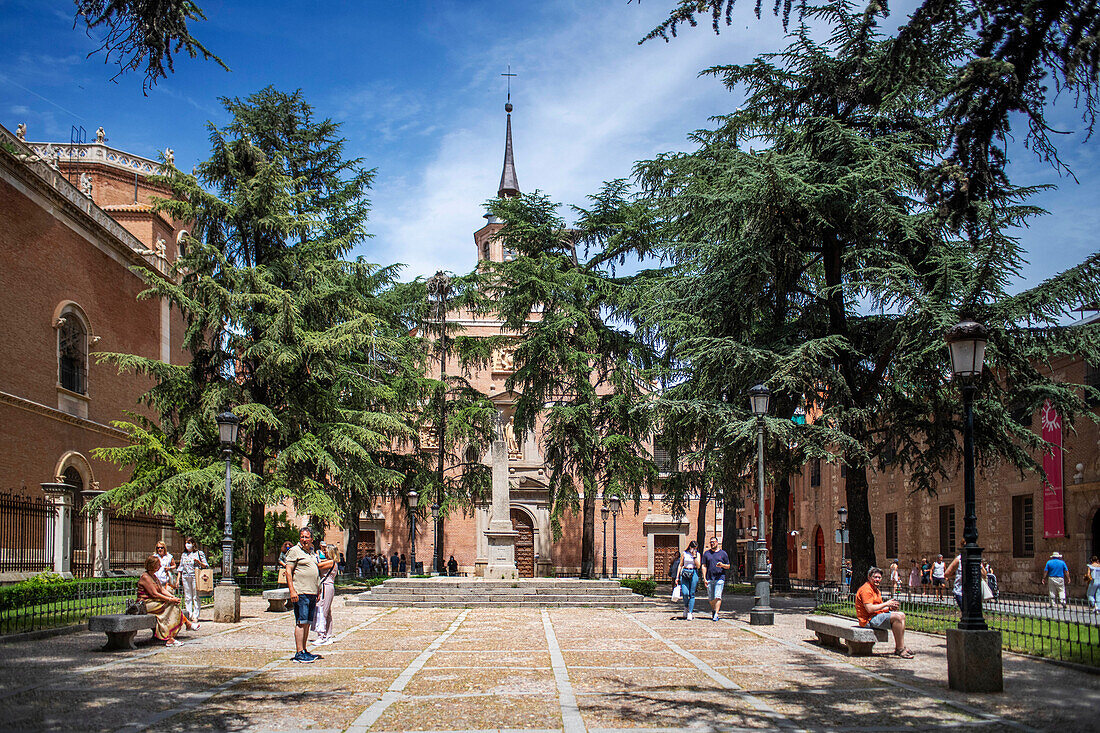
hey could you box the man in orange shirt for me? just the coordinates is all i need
[855,566,913,658]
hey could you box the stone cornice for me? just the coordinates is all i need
[0,125,172,281]
[0,390,128,441]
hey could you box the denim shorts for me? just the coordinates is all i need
[293,593,318,625]
[707,578,725,601]
[868,611,893,629]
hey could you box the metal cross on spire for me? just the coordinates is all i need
[501,65,517,104]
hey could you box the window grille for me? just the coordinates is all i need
[939,505,956,558]
[58,314,87,394]
[885,512,898,559]
[1012,494,1035,557]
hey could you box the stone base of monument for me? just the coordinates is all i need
[946,628,1003,692]
[213,584,241,623]
[484,527,520,580]
[348,578,655,608]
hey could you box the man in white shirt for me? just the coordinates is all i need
[931,554,947,600]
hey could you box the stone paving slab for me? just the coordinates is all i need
[0,595,1098,731]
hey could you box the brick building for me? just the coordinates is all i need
[0,123,188,575]
[788,353,1100,594]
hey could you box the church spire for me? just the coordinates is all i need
[497,73,520,198]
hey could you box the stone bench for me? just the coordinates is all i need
[806,616,889,656]
[88,613,158,650]
[262,588,291,611]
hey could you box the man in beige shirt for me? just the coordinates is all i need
[285,528,321,663]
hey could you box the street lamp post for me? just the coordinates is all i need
[407,489,419,577]
[600,505,609,579]
[945,319,1002,692]
[609,496,622,578]
[431,503,440,575]
[748,384,773,625]
[837,506,848,592]
[213,411,241,623]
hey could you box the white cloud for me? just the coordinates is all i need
[356,5,784,279]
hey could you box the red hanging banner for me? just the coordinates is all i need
[1041,400,1065,538]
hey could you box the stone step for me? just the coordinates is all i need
[343,594,651,603]
[351,593,646,603]
[365,585,636,596]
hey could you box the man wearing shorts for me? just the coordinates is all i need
[855,566,913,658]
[701,536,730,621]
[285,528,322,663]
[931,554,947,599]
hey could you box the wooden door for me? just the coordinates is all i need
[511,509,535,578]
[814,526,825,582]
[357,530,376,560]
[654,535,680,579]
[787,531,799,575]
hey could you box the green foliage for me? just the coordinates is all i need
[487,186,658,577]
[94,88,428,575]
[74,0,228,91]
[265,510,300,556]
[0,574,135,613]
[618,578,657,596]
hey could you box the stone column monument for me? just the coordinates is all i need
[483,412,519,579]
[40,482,74,575]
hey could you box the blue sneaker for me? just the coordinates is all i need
[302,651,322,661]
[293,651,315,664]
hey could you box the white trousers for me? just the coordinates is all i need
[312,582,335,637]
[181,575,200,621]
[1048,576,1066,604]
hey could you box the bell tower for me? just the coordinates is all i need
[474,95,521,264]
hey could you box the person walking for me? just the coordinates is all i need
[312,542,338,646]
[701,536,730,621]
[907,560,921,596]
[177,537,208,628]
[678,540,702,620]
[285,528,322,663]
[920,557,931,595]
[1043,551,1071,608]
[889,560,901,596]
[1085,556,1100,612]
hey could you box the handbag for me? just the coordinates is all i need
[277,566,288,585]
[196,567,214,594]
[981,579,994,601]
[672,584,682,601]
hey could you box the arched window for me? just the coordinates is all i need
[58,308,88,394]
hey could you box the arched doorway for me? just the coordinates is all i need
[814,526,826,582]
[510,508,535,578]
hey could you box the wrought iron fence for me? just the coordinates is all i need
[0,577,137,635]
[815,586,1100,667]
[108,511,181,572]
[0,491,54,573]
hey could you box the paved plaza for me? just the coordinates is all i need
[0,595,1097,732]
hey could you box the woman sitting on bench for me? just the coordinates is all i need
[138,554,187,646]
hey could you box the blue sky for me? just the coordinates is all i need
[2,1,1095,295]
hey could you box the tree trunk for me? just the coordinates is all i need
[770,475,790,591]
[845,465,876,589]
[695,485,709,550]
[247,500,265,578]
[580,483,596,578]
[344,507,360,573]
[722,489,739,583]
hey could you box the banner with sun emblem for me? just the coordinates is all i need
[1040,400,1065,538]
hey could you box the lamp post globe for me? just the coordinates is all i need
[747,384,773,625]
[944,318,1002,692]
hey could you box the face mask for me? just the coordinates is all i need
[185,543,193,550]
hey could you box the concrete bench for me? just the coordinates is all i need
[806,616,888,656]
[88,613,158,650]
[262,588,291,611]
